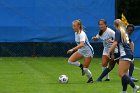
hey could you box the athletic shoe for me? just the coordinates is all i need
[130,77,138,82]
[87,77,93,83]
[79,64,85,76]
[104,79,110,81]
[133,85,140,93]
[120,91,127,93]
[96,78,102,82]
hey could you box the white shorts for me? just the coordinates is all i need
[78,49,94,58]
[102,47,118,56]
[102,47,109,56]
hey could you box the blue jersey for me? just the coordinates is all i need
[128,34,133,43]
[115,31,133,59]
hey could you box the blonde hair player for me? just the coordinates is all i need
[67,19,94,83]
[108,19,139,93]
[92,19,117,81]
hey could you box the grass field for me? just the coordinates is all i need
[0,57,139,93]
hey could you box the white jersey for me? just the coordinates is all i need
[75,31,94,57]
[96,27,118,54]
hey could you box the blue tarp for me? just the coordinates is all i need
[131,26,140,58]
[0,0,140,57]
[0,0,115,42]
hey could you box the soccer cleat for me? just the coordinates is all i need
[130,77,138,82]
[87,77,93,83]
[96,78,102,82]
[120,91,127,93]
[104,79,110,81]
[79,64,85,76]
[133,85,140,93]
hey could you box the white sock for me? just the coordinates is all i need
[102,67,110,79]
[83,68,92,79]
[68,60,80,67]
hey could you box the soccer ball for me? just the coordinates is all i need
[58,75,68,84]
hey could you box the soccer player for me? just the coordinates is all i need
[92,19,117,81]
[67,19,94,83]
[127,24,138,82]
[95,25,138,82]
[108,19,139,93]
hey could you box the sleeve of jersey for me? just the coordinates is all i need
[79,33,86,42]
[96,34,100,39]
[115,31,121,43]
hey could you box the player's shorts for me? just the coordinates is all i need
[103,47,118,56]
[102,47,110,56]
[78,48,94,58]
[120,54,133,62]
[114,53,120,59]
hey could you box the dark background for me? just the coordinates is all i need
[116,0,140,25]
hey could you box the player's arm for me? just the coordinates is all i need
[107,39,114,43]
[108,31,120,57]
[92,36,99,41]
[108,41,118,55]
[92,34,99,41]
[67,33,85,54]
[130,41,134,52]
[67,41,84,54]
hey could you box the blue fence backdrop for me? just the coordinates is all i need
[0,0,139,57]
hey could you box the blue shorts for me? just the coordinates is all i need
[120,54,133,62]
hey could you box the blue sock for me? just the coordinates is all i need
[129,63,134,77]
[122,75,128,91]
[122,75,135,89]
[97,68,110,80]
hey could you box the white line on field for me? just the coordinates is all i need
[134,67,140,71]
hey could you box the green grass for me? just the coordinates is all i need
[0,57,139,93]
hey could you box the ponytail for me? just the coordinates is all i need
[114,19,129,43]
[120,26,129,43]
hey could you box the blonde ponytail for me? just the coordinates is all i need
[120,26,129,43]
[114,19,129,43]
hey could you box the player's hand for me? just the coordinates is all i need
[92,36,98,41]
[107,39,114,43]
[110,54,115,61]
[67,49,74,54]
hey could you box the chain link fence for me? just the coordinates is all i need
[0,42,103,57]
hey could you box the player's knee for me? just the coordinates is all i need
[102,61,108,67]
[118,70,124,77]
[102,63,107,67]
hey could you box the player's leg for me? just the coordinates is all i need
[83,57,93,83]
[119,60,139,93]
[129,61,138,82]
[102,55,110,81]
[97,59,117,81]
[68,51,84,74]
